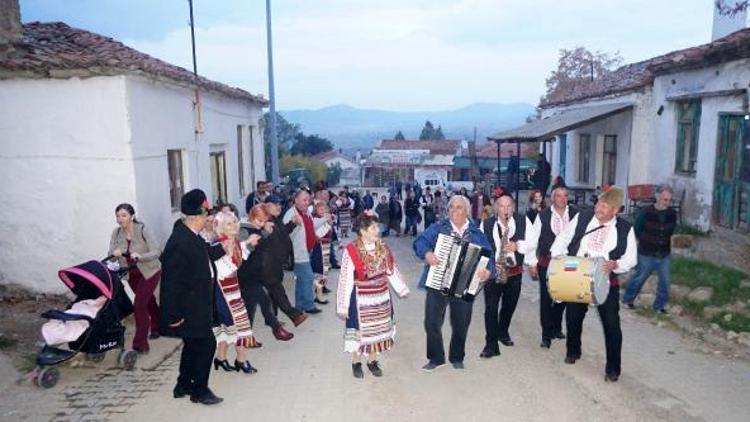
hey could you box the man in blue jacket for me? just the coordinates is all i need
[414,194,494,371]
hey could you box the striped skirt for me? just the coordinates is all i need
[339,210,352,232]
[344,275,395,355]
[213,274,257,348]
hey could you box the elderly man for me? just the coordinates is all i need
[479,195,537,358]
[414,195,493,371]
[161,189,255,405]
[283,190,332,314]
[528,186,579,348]
[550,187,637,382]
[623,185,677,313]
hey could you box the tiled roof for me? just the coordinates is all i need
[541,27,750,108]
[312,150,354,162]
[472,141,531,158]
[0,22,267,105]
[376,139,460,154]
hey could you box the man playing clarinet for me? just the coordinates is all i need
[550,187,637,382]
[414,195,493,371]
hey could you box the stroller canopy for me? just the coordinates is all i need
[58,261,114,300]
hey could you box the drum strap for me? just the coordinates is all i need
[584,224,605,237]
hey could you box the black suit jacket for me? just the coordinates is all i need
[159,219,225,338]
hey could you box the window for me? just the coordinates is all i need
[248,125,256,190]
[167,149,185,210]
[210,151,228,205]
[237,125,245,196]
[602,135,617,185]
[675,99,701,174]
[577,134,592,183]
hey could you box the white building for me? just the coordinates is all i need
[491,18,750,232]
[312,150,361,187]
[0,19,267,292]
[363,139,460,188]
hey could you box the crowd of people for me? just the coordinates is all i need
[107,174,677,405]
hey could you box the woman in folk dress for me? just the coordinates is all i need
[336,213,409,379]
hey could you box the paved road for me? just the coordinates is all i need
[5,235,750,421]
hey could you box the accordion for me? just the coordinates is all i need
[425,233,492,301]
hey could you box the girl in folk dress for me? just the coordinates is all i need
[211,211,261,374]
[311,201,333,305]
[336,213,409,378]
[337,191,354,238]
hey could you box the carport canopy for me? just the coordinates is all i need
[488,102,634,143]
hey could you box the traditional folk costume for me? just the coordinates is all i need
[550,188,637,380]
[528,205,579,344]
[337,196,354,238]
[336,240,409,355]
[479,213,537,353]
[311,211,333,302]
[213,240,257,348]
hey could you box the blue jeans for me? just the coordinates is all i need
[405,215,418,236]
[623,254,671,311]
[293,262,315,311]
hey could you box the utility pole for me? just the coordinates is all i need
[266,0,280,184]
[188,0,197,75]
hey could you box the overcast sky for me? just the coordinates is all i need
[22,0,716,111]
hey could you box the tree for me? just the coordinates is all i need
[394,130,406,140]
[280,154,327,186]
[419,120,437,140]
[542,47,623,104]
[434,125,446,140]
[289,133,334,156]
[715,0,749,15]
[327,162,343,187]
[263,111,300,152]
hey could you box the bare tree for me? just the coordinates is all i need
[715,0,749,15]
[542,47,623,104]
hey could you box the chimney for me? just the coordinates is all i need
[0,0,22,54]
[712,1,749,41]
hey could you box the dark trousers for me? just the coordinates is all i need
[177,335,216,397]
[127,268,160,351]
[538,266,566,340]
[424,288,473,364]
[242,280,282,331]
[265,279,303,321]
[483,274,521,350]
[565,286,622,375]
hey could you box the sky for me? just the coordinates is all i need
[21,0,716,111]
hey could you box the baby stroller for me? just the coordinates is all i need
[31,256,139,388]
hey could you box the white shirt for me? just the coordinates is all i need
[527,205,571,267]
[550,214,637,274]
[480,216,538,266]
[450,219,470,237]
[283,206,331,263]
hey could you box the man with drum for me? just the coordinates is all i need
[478,194,537,358]
[550,187,637,382]
[414,195,493,371]
[527,187,578,348]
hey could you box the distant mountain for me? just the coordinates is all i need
[280,103,535,152]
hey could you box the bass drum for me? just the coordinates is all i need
[547,256,609,305]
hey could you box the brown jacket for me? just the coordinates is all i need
[108,222,162,279]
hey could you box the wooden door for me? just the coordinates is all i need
[713,115,748,230]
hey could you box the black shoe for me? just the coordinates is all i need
[330,264,341,270]
[190,389,223,405]
[149,332,160,340]
[479,348,500,358]
[306,307,322,314]
[352,362,364,378]
[173,384,192,399]
[554,332,566,340]
[314,298,329,305]
[213,358,234,372]
[367,361,383,377]
[625,302,635,310]
[564,354,581,364]
[234,360,258,374]
[605,372,620,382]
[499,338,514,347]
[658,308,669,315]
[540,338,551,349]
[322,286,332,294]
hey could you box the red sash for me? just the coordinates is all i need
[298,209,317,252]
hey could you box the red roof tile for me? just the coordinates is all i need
[376,139,460,154]
[541,27,750,108]
[0,22,267,105]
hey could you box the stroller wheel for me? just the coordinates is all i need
[36,367,60,389]
[87,353,106,363]
[118,350,138,371]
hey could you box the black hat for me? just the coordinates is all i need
[181,189,210,216]
[264,194,284,205]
